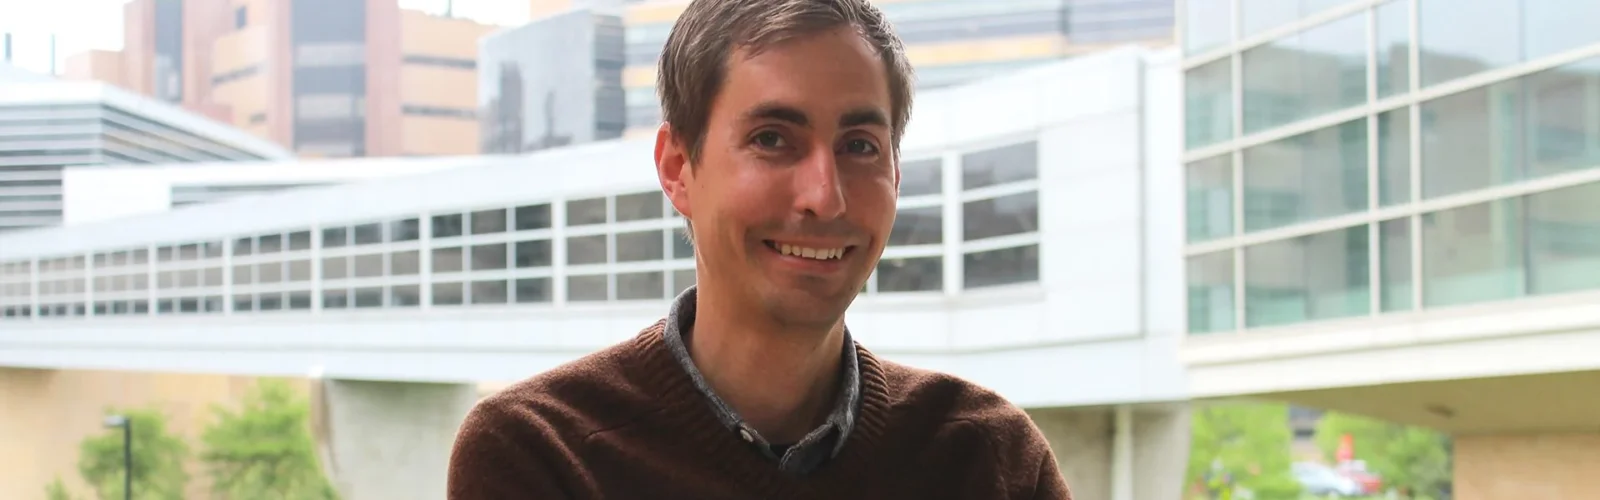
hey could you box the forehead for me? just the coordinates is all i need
[714,27,892,121]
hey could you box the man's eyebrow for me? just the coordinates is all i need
[744,103,809,127]
[840,108,888,129]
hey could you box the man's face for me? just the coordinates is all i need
[663,27,899,331]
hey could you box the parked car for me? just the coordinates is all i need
[1293,462,1362,497]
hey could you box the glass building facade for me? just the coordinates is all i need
[480,9,626,154]
[1181,0,1600,333]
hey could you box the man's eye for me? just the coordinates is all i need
[844,139,879,155]
[753,131,786,149]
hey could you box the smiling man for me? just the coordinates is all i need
[446,0,1071,498]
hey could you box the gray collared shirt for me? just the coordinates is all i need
[662,286,861,476]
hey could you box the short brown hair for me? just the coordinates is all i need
[657,0,915,163]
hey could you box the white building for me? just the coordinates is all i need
[0,48,1188,500]
[1178,0,1600,495]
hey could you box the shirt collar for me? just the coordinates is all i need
[661,286,862,465]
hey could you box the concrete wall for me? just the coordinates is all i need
[1454,431,1600,500]
[1027,405,1191,500]
[317,379,477,500]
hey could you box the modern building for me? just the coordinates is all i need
[63,0,499,158]
[0,48,1191,500]
[0,64,292,232]
[479,8,626,154]
[618,0,1176,134]
[1179,0,1600,496]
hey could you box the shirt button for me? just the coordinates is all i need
[739,428,754,443]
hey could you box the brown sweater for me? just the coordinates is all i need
[448,322,1072,499]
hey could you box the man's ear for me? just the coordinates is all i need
[654,122,692,219]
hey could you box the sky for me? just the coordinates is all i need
[0,0,529,75]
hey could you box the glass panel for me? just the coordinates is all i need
[432,214,464,238]
[322,227,348,248]
[1525,0,1600,60]
[288,260,312,281]
[617,271,665,300]
[471,244,508,270]
[1185,59,1233,149]
[1241,0,1354,38]
[433,248,464,273]
[352,223,383,245]
[289,292,312,310]
[1527,182,1600,296]
[900,159,942,196]
[877,256,942,292]
[288,231,312,251]
[963,192,1038,241]
[1420,80,1523,199]
[391,251,420,275]
[323,289,349,309]
[1241,12,1366,134]
[1184,0,1231,54]
[205,268,222,287]
[1418,0,1519,88]
[259,234,282,254]
[390,218,420,242]
[433,282,464,306]
[961,142,1036,190]
[259,293,283,311]
[672,230,695,259]
[1187,250,1236,334]
[233,294,254,312]
[1375,0,1411,99]
[889,207,942,246]
[322,257,347,280]
[1525,58,1600,178]
[135,249,150,264]
[471,209,508,235]
[1377,109,1411,206]
[1186,155,1233,242]
[1243,119,1367,231]
[567,198,608,226]
[178,244,199,261]
[257,262,282,284]
[567,235,608,265]
[1244,225,1369,328]
[179,270,199,288]
[515,278,552,303]
[568,274,609,301]
[180,298,199,313]
[467,280,507,304]
[391,285,421,307]
[671,269,696,296]
[353,254,384,278]
[616,192,665,222]
[205,243,224,259]
[1422,198,1525,307]
[515,204,552,231]
[963,245,1039,289]
[1380,218,1413,312]
[354,287,383,308]
[616,230,666,262]
[515,240,553,268]
[159,246,174,262]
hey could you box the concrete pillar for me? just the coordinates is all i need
[311,379,478,500]
[1028,404,1191,500]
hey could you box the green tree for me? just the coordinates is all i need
[78,408,190,500]
[1186,402,1302,500]
[199,379,339,500]
[1314,412,1451,498]
[45,476,76,500]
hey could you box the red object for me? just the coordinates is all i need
[1336,433,1355,463]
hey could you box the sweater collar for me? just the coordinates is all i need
[660,286,862,474]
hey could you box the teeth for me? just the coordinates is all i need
[777,244,844,260]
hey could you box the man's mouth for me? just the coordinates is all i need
[763,240,854,261]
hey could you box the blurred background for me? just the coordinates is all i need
[0,0,1595,499]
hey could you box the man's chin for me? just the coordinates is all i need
[757,289,855,332]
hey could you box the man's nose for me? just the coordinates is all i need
[794,146,846,220]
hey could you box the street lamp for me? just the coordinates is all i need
[102,415,131,500]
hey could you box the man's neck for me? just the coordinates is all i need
[689,285,845,445]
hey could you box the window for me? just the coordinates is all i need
[515,204,552,231]
[1241,12,1366,133]
[471,209,507,235]
[877,257,942,292]
[515,278,552,303]
[963,192,1038,241]
[1242,119,1367,232]
[616,230,665,262]
[1186,59,1233,149]
[392,285,421,307]
[1185,0,1230,54]
[391,251,420,275]
[962,142,1037,190]
[900,159,943,196]
[963,245,1039,289]
[391,218,420,242]
[323,227,348,248]
[322,257,347,280]
[259,234,282,253]
[1527,182,1600,296]
[235,6,247,29]
[567,235,608,265]
[433,248,464,273]
[471,244,508,270]
[1377,110,1411,206]
[353,254,383,278]
[671,269,697,296]
[568,275,608,301]
[289,231,312,251]
[472,281,508,304]
[617,272,665,300]
[1421,198,1524,307]
[353,223,383,245]
[515,240,552,268]
[567,198,608,226]
[433,214,464,238]
[1187,155,1233,242]
[615,192,664,222]
[433,283,465,306]
[1188,251,1236,334]
[1243,225,1370,328]
[1380,219,1413,312]
[889,207,942,246]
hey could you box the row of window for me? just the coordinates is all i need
[1186,0,1600,150]
[1189,179,1600,333]
[1187,55,1600,241]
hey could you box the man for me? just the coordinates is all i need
[447,0,1071,498]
